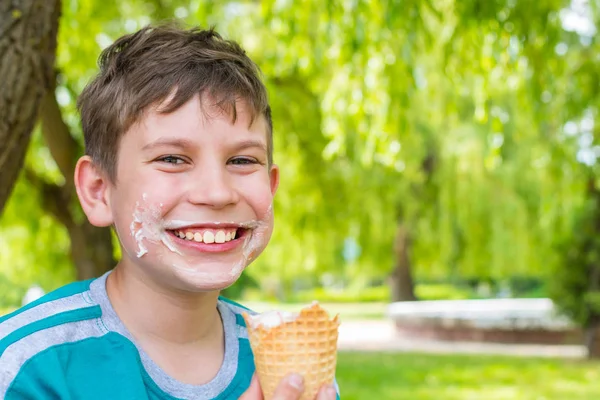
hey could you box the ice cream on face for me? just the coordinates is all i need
[127,195,273,284]
[168,215,272,283]
[129,194,181,258]
[229,203,273,277]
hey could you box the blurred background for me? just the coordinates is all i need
[1,0,600,398]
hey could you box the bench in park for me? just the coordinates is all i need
[387,298,582,345]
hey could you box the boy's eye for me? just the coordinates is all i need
[157,155,185,165]
[229,157,260,165]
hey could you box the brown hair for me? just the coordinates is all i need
[78,23,272,181]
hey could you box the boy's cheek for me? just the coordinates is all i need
[117,179,174,207]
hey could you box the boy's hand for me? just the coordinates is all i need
[240,373,337,400]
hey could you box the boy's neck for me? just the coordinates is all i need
[105,264,222,345]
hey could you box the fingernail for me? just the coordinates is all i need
[287,373,304,390]
[326,385,337,398]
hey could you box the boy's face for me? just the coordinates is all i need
[105,95,278,292]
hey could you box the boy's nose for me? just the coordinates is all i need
[186,166,239,209]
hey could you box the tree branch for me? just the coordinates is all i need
[38,85,80,190]
[423,0,443,20]
[23,167,74,229]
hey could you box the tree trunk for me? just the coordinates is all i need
[389,144,437,302]
[585,321,600,359]
[0,0,61,212]
[390,223,417,302]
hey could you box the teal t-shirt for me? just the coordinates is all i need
[0,271,340,399]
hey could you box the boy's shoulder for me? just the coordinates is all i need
[0,278,110,392]
[217,296,257,330]
[218,296,255,313]
[0,277,99,332]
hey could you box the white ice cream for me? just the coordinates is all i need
[248,310,299,329]
[248,301,320,329]
[129,194,182,258]
[124,193,275,286]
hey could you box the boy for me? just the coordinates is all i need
[0,24,339,400]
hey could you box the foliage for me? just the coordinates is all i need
[336,352,600,400]
[414,283,473,301]
[242,0,599,297]
[284,283,474,303]
[291,286,391,304]
[1,0,600,320]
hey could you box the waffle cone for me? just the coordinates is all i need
[243,303,340,400]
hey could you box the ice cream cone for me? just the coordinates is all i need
[242,302,340,400]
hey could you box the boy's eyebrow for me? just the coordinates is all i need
[141,138,195,151]
[234,139,268,153]
[141,138,267,152]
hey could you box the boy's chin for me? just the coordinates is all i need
[169,263,246,292]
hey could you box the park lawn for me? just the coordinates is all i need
[336,351,600,400]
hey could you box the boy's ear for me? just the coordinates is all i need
[269,164,280,196]
[74,156,114,227]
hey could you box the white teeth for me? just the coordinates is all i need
[175,228,239,243]
[215,231,226,243]
[203,231,215,244]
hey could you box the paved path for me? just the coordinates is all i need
[337,320,586,358]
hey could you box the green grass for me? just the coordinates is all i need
[336,352,600,399]
[240,301,386,320]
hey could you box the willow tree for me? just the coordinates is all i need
[252,0,600,357]
[243,0,563,299]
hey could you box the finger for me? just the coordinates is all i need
[239,374,263,400]
[316,383,337,400]
[271,373,304,400]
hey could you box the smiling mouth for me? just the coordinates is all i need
[167,227,249,244]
